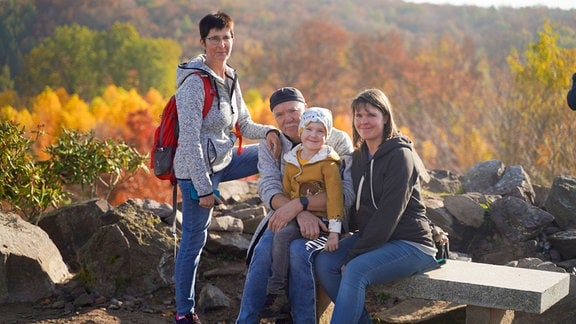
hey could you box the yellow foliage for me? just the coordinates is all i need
[501,20,576,184]
[333,113,352,138]
[420,140,438,166]
[144,88,167,123]
[1,106,34,133]
[31,88,63,136]
[398,126,413,140]
[1,106,18,122]
[92,85,152,131]
[244,89,276,126]
[456,128,493,170]
[61,94,95,132]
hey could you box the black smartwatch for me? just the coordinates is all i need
[299,196,309,211]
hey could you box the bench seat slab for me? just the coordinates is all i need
[377,259,570,314]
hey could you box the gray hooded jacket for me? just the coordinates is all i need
[173,54,275,197]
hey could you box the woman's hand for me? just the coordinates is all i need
[265,129,282,159]
[199,194,215,209]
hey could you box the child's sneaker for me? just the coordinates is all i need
[260,293,289,318]
[174,312,201,324]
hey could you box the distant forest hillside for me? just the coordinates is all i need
[1,0,575,204]
[2,0,575,88]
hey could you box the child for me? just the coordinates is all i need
[261,107,345,318]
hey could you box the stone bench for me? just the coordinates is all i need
[318,259,570,324]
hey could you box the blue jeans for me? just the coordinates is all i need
[174,144,259,316]
[315,235,439,324]
[237,229,325,324]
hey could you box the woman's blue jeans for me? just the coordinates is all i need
[315,235,438,324]
[174,144,259,316]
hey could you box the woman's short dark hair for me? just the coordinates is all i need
[199,11,234,40]
[351,88,398,148]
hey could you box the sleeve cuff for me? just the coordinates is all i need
[329,219,342,233]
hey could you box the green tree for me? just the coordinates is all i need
[101,22,180,96]
[0,0,37,81]
[17,22,181,99]
[0,64,15,92]
[18,24,101,98]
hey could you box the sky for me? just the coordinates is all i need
[405,0,576,10]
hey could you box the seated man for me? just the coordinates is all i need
[236,87,354,323]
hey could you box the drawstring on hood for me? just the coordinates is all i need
[355,159,377,211]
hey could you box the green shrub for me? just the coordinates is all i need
[0,121,148,223]
[0,121,67,222]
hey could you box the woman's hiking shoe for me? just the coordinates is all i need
[260,293,289,318]
[174,312,201,324]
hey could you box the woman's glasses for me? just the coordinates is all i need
[206,35,233,45]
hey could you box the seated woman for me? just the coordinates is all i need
[314,88,439,324]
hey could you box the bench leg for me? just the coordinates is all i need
[316,284,334,324]
[466,305,514,324]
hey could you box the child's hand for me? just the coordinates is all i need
[325,232,339,252]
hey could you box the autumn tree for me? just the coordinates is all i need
[348,30,491,173]
[493,20,576,184]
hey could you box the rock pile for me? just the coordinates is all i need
[1,159,575,322]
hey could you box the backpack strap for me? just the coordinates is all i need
[234,123,243,154]
[191,71,216,118]
[194,70,243,155]
[171,184,178,258]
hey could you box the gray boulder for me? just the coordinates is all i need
[38,199,113,272]
[545,176,576,229]
[0,212,71,303]
[490,196,555,242]
[462,161,535,204]
[462,160,505,193]
[425,169,462,194]
[76,199,174,297]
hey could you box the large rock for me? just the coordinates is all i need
[443,194,486,228]
[38,199,114,272]
[490,196,555,242]
[462,161,535,204]
[492,165,535,203]
[205,232,250,258]
[0,212,71,303]
[425,169,462,194]
[462,160,505,193]
[545,176,576,229]
[218,180,256,202]
[76,199,175,297]
[547,230,576,260]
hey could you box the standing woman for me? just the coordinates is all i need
[314,88,438,324]
[173,11,280,324]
